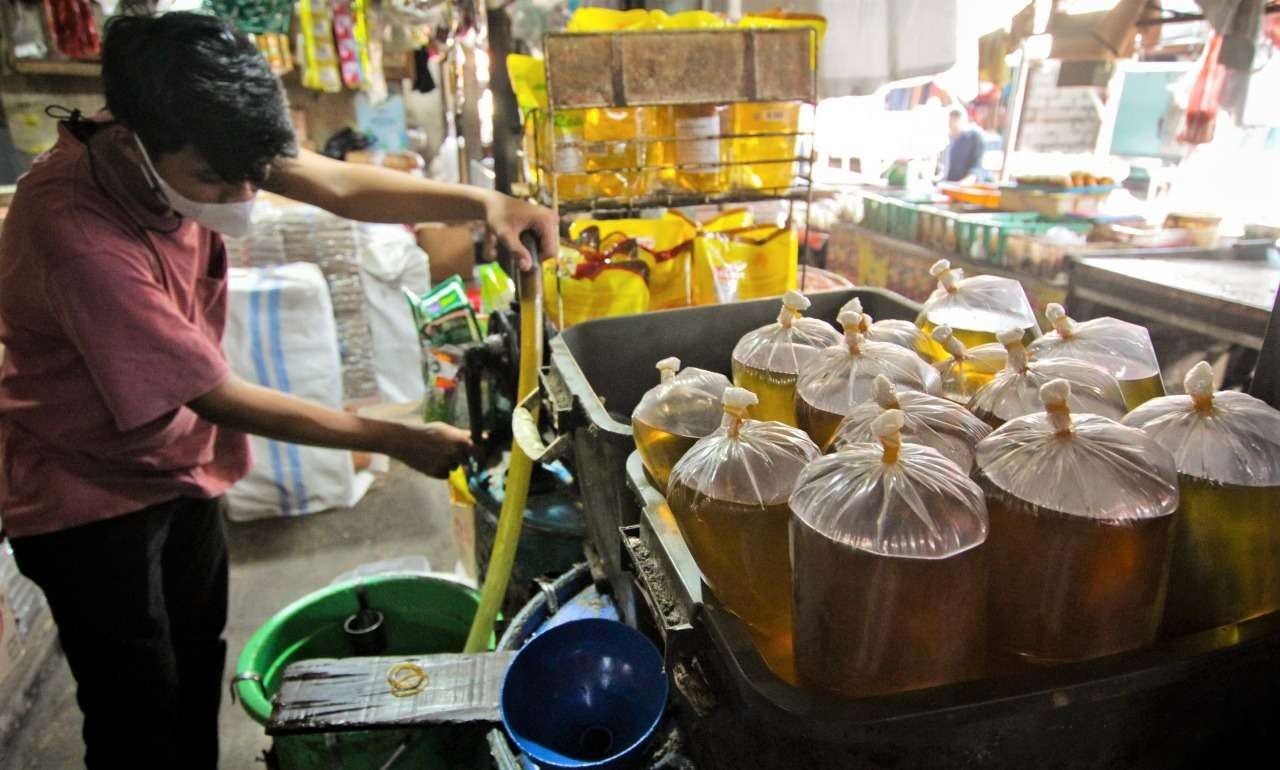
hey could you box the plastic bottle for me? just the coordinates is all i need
[667,387,820,682]
[796,310,942,448]
[791,409,989,696]
[1123,361,1280,635]
[731,290,842,425]
[631,357,731,491]
[1028,303,1165,411]
[670,104,727,193]
[977,379,1179,664]
[830,375,992,473]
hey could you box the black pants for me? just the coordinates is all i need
[11,497,229,770]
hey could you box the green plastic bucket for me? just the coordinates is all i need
[234,574,493,770]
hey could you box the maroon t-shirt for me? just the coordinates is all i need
[0,120,250,537]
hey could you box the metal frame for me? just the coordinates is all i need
[522,26,823,302]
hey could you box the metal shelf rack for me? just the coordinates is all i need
[524,26,821,258]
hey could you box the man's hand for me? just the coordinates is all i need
[481,191,559,271]
[385,422,473,479]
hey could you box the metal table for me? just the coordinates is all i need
[1068,251,1279,350]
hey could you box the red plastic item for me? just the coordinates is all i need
[42,0,100,59]
[1178,35,1226,146]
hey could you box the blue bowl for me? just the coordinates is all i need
[500,619,668,770]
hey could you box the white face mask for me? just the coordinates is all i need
[134,134,257,238]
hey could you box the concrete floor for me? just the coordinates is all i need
[0,465,460,770]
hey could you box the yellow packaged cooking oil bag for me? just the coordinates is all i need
[566,8,655,32]
[693,225,799,305]
[543,243,651,329]
[569,215,698,310]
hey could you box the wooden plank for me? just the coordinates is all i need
[12,60,101,78]
[267,652,515,735]
[544,28,814,109]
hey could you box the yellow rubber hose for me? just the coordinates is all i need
[464,257,543,653]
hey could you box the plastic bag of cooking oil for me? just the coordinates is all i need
[692,226,798,305]
[841,296,925,351]
[1029,303,1164,411]
[632,356,731,491]
[977,379,1179,664]
[796,310,942,448]
[566,8,656,31]
[1123,361,1280,636]
[916,259,1038,362]
[569,215,698,310]
[930,324,1009,405]
[542,243,650,329]
[790,409,988,697]
[830,375,992,472]
[969,328,1126,428]
[731,290,842,425]
[668,387,821,682]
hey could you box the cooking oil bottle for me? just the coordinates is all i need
[791,409,989,697]
[669,104,727,193]
[930,324,1008,405]
[730,101,801,192]
[1123,361,1280,636]
[829,374,992,473]
[978,379,1179,664]
[915,259,1038,363]
[631,357,730,491]
[968,328,1127,429]
[1029,303,1165,411]
[731,290,841,425]
[667,387,820,683]
[796,310,942,448]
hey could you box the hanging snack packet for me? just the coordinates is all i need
[791,409,988,697]
[916,259,1038,362]
[1123,362,1280,636]
[631,357,731,491]
[796,310,942,448]
[977,380,1179,664]
[968,328,1126,428]
[830,375,991,472]
[731,290,842,425]
[1029,303,1165,410]
[930,324,1008,405]
[668,387,821,682]
[841,296,926,351]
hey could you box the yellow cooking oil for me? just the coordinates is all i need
[732,362,800,426]
[730,101,801,192]
[1118,371,1166,412]
[632,418,700,493]
[667,480,797,683]
[1161,477,1280,636]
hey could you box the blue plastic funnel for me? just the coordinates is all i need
[501,619,668,769]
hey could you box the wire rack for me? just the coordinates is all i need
[525,27,819,223]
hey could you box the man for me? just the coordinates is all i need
[941,106,987,183]
[0,12,556,769]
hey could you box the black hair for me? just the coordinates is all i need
[101,11,296,186]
